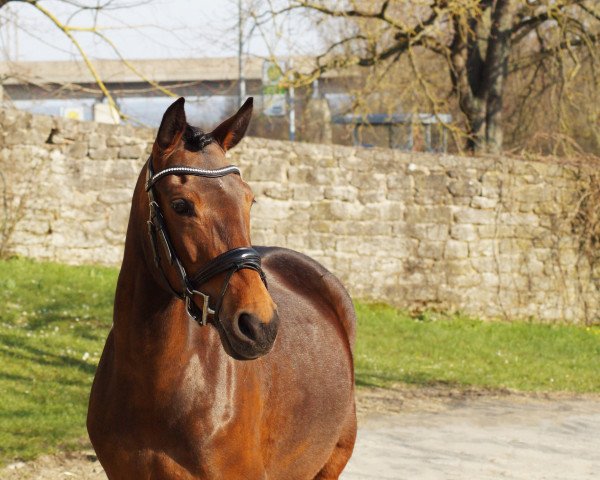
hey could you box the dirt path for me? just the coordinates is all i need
[3,388,599,479]
[344,392,600,479]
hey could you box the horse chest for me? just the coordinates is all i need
[95,373,268,479]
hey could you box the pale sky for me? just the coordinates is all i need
[0,0,319,62]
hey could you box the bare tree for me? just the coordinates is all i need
[251,1,600,154]
[0,0,177,120]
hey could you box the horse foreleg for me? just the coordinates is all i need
[312,403,357,480]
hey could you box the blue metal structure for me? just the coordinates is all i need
[332,113,452,152]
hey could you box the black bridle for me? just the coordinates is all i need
[145,156,267,326]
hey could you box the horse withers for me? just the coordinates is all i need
[87,97,357,479]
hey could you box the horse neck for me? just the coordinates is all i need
[111,175,193,367]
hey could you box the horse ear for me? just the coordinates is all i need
[156,97,187,151]
[211,97,253,152]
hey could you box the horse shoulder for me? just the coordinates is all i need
[255,246,356,350]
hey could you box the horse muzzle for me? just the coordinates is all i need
[225,310,280,360]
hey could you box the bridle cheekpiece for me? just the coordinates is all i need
[145,155,266,326]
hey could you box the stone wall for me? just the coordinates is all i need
[1,108,598,324]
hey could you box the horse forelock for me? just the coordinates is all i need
[184,125,214,152]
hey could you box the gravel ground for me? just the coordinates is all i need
[3,388,599,480]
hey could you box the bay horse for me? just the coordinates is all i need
[87,97,357,479]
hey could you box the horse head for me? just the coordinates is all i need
[144,97,279,360]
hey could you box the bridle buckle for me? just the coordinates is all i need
[186,290,215,326]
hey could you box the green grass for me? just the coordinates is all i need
[355,304,600,391]
[0,258,117,463]
[0,257,599,464]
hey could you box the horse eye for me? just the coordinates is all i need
[171,199,194,216]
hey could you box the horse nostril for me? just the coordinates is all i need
[229,311,279,358]
[236,313,259,342]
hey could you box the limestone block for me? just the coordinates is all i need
[245,163,287,182]
[27,113,55,134]
[450,224,478,241]
[11,229,46,246]
[335,237,360,253]
[306,168,347,186]
[324,186,358,202]
[513,184,552,203]
[50,229,87,248]
[499,275,529,290]
[108,135,148,147]
[444,259,474,276]
[88,134,107,151]
[373,258,402,274]
[118,144,145,159]
[418,241,445,260]
[408,223,449,241]
[408,285,439,302]
[387,172,414,190]
[107,208,130,233]
[250,231,270,245]
[101,160,139,182]
[444,240,469,259]
[497,254,522,273]
[481,185,500,199]
[498,212,539,226]
[68,142,88,158]
[284,165,309,183]
[406,162,430,175]
[470,257,498,275]
[341,221,391,236]
[263,185,291,200]
[252,199,291,220]
[97,188,133,205]
[89,148,118,161]
[385,238,418,258]
[4,130,30,146]
[373,202,404,221]
[469,239,496,257]
[471,196,497,209]
[453,208,496,225]
[448,179,481,197]
[533,201,560,215]
[339,155,372,172]
[359,190,387,204]
[308,233,336,251]
[311,220,333,234]
[349,171,386,190]
[387,186,415,203]
[450,274,482,288]
[80,222,108,246]
[406,206,452,224]
[324,200,365,221]
[291,185,321,201]
[521,258,545,275]
[415,174,448,192]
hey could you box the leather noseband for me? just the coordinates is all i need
[145,156,267,326]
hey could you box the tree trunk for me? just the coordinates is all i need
[450,6,489,153]
[484,0,515,154]
[451,0,515,154]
